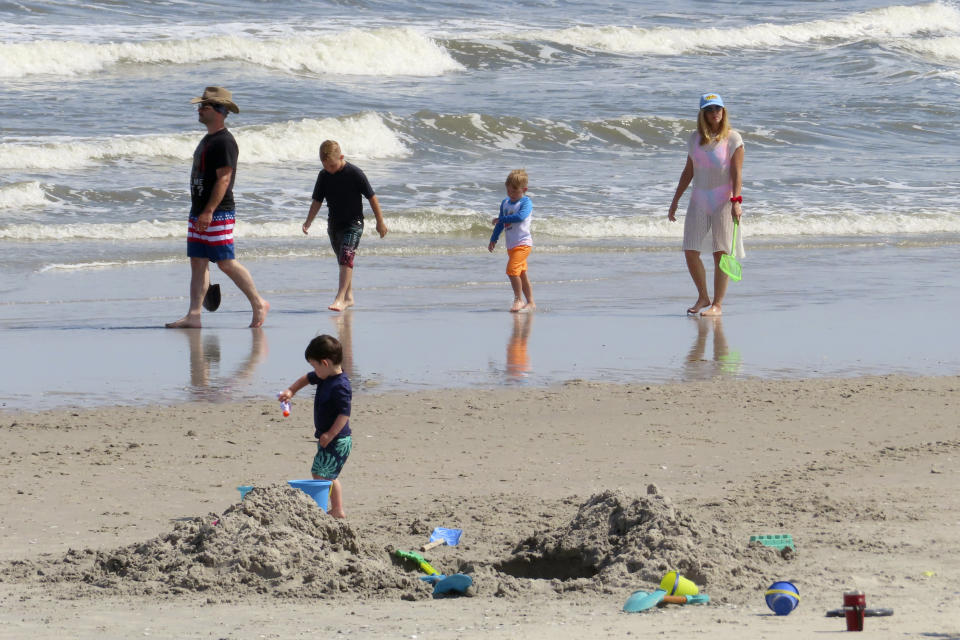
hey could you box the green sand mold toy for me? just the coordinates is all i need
[392,548,440,576]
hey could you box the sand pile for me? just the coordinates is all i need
[3,485,421,601]
[479,487,788,599]
[2,487,788,602]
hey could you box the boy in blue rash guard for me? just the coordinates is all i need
[488,169,535,312]
[278,334,353,519]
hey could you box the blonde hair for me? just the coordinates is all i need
[505,169,529,190]
[319,140,342,161]
[697,108,731,146]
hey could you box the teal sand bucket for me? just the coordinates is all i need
[765,581,799,615]
[288,479,332,512]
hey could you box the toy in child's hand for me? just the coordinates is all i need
[277,393,291,417]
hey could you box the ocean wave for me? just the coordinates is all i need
[0,181,50,209]
[5,209,960,242]
[896,35,960,64]
[0,27,463,79]
[517,3,960,56]
[402,111,695,153]
[0,112,408,170]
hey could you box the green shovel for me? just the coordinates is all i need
[718,221,742,282]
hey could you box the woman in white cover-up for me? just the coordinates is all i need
[668,92,744,317]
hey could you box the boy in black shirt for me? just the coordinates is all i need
[302,140,388,311]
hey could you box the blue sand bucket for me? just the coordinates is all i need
[237,485,254,499]
[287,479,332,512]
[765,581,800,615]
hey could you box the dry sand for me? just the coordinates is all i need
[0,375,958,639]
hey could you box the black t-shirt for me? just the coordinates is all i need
[311,162,375,230]
[190,129,238,215]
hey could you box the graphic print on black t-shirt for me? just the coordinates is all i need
[190,129,239,215]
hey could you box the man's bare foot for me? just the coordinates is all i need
[520,302,536,312]
[329,509,346,519]
[509,299,524,312]
[328,298,354,312]
[700,305,722,317]
[165,314,201,329]
[250,300,270,328]
[687,299,711,315]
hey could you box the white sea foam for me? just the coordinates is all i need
[0,113,408,170]
[536,210,960,238]
[0,220,184,241]
[0,181,49,209]
[896,36,960,64]
[5,209,960,243]
[387,208,489,234]
[0,27,462,79]
[523,3,960,55]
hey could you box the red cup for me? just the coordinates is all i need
[843,590,865,631]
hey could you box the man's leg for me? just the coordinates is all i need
[217,258,269,328]
[166,257,209,328]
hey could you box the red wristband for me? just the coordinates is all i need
[730,196,742,203]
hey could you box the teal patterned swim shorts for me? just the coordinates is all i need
[311,435,352,479]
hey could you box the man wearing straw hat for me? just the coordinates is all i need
[166,86,269,329]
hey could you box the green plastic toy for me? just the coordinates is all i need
[750,533,795,551]
[719,221,742,281]
[393,549,440,576]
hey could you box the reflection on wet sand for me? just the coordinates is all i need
[507,313,533,380]
[330,310,358,383]
[184,328,268,401]
[683,316,741,380]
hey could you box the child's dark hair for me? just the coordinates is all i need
[305,334,343,365]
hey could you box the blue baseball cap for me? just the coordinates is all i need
[699,93,724,109]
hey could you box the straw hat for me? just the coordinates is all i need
[190,86,239,114]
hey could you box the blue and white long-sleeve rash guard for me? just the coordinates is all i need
[489,196,532,249]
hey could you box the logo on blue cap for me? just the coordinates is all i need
[700,93,724,109]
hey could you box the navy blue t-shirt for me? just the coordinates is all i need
[306,371,352,440]
[311,162,375,231]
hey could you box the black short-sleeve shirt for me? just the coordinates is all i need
[190,129,238,215]
[311,162,375,230]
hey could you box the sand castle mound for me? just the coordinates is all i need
[5,486,420,600]
[2,486,787,601]
[482,488,785,598]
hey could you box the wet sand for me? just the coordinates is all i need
[5,240,960,411]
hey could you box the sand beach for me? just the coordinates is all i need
[4,0,960,636]
[1,375,958,638]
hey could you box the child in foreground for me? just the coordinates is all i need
[488,169,535,312]
[277,334,353,519]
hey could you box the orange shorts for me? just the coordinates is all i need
[506,245,531,276]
